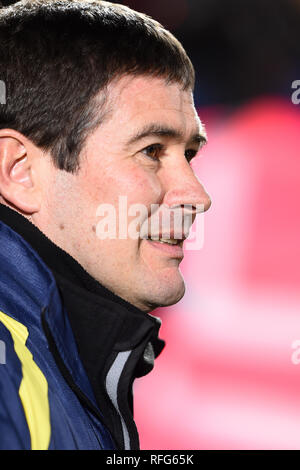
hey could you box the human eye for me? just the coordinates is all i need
[185,148,198,163]
[141,144,163,161]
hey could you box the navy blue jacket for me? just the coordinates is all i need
[0,219,116,449]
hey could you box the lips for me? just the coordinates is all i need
[142,231,187,244]
[145,236,184,258]
[155,238,179,245]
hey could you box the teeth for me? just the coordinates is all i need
[159,238,178,245]
[155,238,179,245]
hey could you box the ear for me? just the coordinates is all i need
[0,129,41,214]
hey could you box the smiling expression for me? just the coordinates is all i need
[40,75,211,312]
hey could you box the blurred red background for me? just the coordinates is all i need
[135,98,300,449]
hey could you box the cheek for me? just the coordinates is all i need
[83,162,163,208]
[124,166,163,206]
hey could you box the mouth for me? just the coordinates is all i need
[144,235,185,258]
[142,230,187,244]
[150,237,183,246]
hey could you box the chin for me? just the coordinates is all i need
[142,276,186,311]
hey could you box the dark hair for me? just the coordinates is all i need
[0,0,194,172]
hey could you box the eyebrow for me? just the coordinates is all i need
[125,123,207,148]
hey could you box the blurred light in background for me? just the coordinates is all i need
[111,0,300,449]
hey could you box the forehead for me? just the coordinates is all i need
[104,75,203,139]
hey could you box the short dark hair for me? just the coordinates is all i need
[0,0,194,172]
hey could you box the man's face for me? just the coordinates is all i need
[41,75,211,311]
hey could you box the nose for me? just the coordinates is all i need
[162,161,212,215]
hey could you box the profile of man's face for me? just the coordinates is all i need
[40,75,211,312]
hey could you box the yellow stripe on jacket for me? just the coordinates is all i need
[0,310,51,450]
